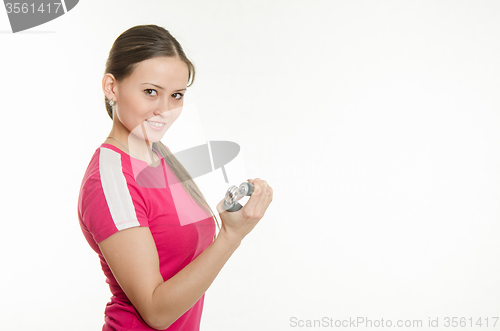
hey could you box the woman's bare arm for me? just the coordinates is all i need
[98,178,272,330]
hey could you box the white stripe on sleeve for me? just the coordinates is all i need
[99,147,141,231]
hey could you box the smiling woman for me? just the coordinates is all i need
[76,24,273,331]
[104,56,188,160]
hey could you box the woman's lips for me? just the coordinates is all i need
[146,120,166,131]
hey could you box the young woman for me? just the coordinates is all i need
[77,24,273,331]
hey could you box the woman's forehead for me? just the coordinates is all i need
[129,57,189,85]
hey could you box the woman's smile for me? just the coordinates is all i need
[145,119,166,131]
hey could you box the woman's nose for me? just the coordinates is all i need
[154,97,172,115]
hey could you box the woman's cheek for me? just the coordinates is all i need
[171,105,182,121]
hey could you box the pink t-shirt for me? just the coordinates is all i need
[78,143,216,330]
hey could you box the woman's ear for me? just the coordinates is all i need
[102,73,117,101]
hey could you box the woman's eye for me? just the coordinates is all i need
[172,93,184,100]
[144,89,157,96]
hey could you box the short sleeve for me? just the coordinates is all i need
[80,149,150,244]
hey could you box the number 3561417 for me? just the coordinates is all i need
[5,2,62,14]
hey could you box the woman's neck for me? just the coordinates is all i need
[106,132,159,165]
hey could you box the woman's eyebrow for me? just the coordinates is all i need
[141,82,186,92]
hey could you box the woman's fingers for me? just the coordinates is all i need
[242,178,272,220]
[261,181,273,211]
[241,178,263,220]
[216,178,273,242]
[218,178,272,221]
[256,180,272,217]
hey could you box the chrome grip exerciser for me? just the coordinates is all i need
[223,182,255,212]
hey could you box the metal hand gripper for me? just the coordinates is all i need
[223,182,255,212]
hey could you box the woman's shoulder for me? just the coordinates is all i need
[82,143,136,186]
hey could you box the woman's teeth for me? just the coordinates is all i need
[147,120,165,127]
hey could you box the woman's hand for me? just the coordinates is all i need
[216,178,273,246]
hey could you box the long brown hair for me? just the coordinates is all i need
[103,24,220,232]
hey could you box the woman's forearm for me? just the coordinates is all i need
[148,230,241,329]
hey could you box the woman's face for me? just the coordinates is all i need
[112,56,189,143]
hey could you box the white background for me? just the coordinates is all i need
[1,1,499,330]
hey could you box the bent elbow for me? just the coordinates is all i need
[145,313,175,330]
